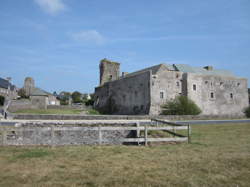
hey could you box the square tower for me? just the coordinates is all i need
[99,59,120,86]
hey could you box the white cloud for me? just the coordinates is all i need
[72,30,105,45]
[34,0,66,15]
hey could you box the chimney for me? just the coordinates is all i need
[204,66,213,71]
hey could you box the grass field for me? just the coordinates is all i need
[13,108,83,114]
[0,123,250,187]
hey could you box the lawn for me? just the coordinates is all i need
[13,108,83,114]
[0,123,250,187]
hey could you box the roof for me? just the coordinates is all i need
[126,63,235,78]
[172,64,235,77]
[30,88,51,96]
[0,77,15,91]
[126,64,167,77]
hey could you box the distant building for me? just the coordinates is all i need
[0,77,18,100]
[23,77,60,109]
[94,59,249,116]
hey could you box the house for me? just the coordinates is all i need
[94,59,249,116]
[30,88,60,109]
[0,77,18,100]
[23,77,60,109]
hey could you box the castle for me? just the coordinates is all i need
[94,59,249,116]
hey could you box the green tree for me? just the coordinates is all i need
[244,106,250,118]
[71,91,82,103]
[0,96,5,106]
[161,96,201,115]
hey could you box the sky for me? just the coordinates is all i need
[0,0,250,93]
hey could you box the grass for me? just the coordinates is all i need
[0,123,250,186]
[87,109,101,115]
[13,109,83,114]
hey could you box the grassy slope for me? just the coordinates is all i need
[13,109,83,114]
[0,123,250,187]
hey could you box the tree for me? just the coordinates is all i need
[244,106,250,118]
[18,88,28,98]
[71,91,82,103]
[161,96,201,115]
[0,96,5,106]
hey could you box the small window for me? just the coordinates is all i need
[193,84,196,91]
[135,91,138,97]
[230,93,233,99]
[160,92,164,99]
[176,82,180,87]
[109,75,112,80]
[210,92,214,99]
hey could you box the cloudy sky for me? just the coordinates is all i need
[1,0,250,93]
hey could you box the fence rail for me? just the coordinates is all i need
[0,120,191,146]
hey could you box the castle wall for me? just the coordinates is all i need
[149,70,184,115]
[186,73,249,116]
[99,60,120,86]
[95,71,151,114]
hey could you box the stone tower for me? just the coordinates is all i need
[99,59,120,86]
[24,77,35,96]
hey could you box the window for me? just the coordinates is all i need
[160,92,164,99]
[109,75,112,80]
[210,92,214,99]
[193,84,196,91]
[176,82,180,87]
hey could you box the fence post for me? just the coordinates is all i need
[188,124,191,143]
[1,129,6,146]
[136,122,140,145]
[144,126,148,146]
[98,125,102,145]
[51,126,55,147]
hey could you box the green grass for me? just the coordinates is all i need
[0,123,250,186]
[13,108,83,114]
[87,109,101,115]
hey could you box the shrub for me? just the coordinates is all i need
[244,106,250,118]
[161,96,201,115]
[0,96,5,106]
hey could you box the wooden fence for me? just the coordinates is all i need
[0,119,191,146]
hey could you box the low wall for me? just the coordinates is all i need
[11,114,246,120]
[8,99,38,112]
[0,124,135,146]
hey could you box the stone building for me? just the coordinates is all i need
[23,77,60,109]
[0,77,18,100]
[94,59,249,116]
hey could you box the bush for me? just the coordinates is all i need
[244,106,250,118]
[0,96,5,106]
[161,96,201,115]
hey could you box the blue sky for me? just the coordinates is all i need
[1,0,250,93]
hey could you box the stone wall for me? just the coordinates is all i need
[150,70,184,115]
[12,113,246,120]
[0,124,135,146]
[95,71,152,115]
[187,73,249,116]
[7,99,38,112]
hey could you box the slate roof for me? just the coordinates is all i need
[125,64,167,77]
[172,64,235,77]
[30,88,52,96]
[0,77,15,91]
[126,63,235,78]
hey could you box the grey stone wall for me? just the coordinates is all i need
[30,96,48,109]
[186,73,249,116]
[99,59,120,86]
[12,113,246,120]
[150,70,184,115]
[95,71,152,114]
[8,99,38,112]
[0,124,135,146]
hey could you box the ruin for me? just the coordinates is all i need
[94,59,249,116]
